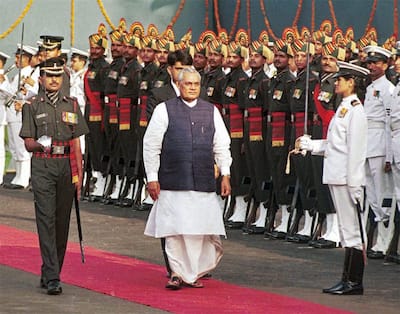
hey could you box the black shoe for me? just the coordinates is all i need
[286,234,311,243]
[3,183,24,190]
[367,250,385,259]
[327,281,364,295]
[136,203,152,211]
[322,281,346,294]
[247,226,266,234]
[226,221,244,229]
[47,280,62,295]
[102,197,117,205]
[40,277,47,289]
[121,198,133,207]
[312,239,339,249]
[269,231,287,239]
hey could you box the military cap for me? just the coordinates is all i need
[364,45,392,62]
[342,38,357,54]
[207,39,227,58]
[235,29,249,47]
[228,42,248,58]
[312,30,332,45]
[156,38,175,52]
[322,42,346,61]
[89,23,108,50]
[282,27,297,44]
[71,47,89,59]
[39,57,65,75]
[274,39,294,57]
[123,33,141,49]
[291,39,315,55]
[194,43,207,56]
[109,29,124,43]
[0,51,10,63]
[141,36,157,50]
[15,44,36,57]
[40,35,64,50]
[249,40,273,60]
[334,61,370,78]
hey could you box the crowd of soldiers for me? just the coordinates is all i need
[0,18,399,266]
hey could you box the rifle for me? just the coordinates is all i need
[384,208,399,263]
[81,144,92,201]
[74,190,85,263]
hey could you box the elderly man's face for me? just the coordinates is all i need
[178,71,200,102]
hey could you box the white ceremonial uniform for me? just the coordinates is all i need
[0,65,38,187]
[143,99,232,283]
[70,67,87,152]
[0,73,9,184]
[310,95,367,249]
[389,81,400,213]
[364,75,395,221]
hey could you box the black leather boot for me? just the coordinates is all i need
[322,247,350,293]
[330,248,364,295]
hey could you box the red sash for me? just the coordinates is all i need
[293,112,306,139]
[313,83,335,138]
[107,94,118,124]
[247,107,263,141]
[118,97,131,130]
[228,103,243,138]
[138,95,148,127]
[84,71,102,122]
[271,112,286,147]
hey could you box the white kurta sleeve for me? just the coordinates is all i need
[347,105,368,187]
[213,107,232,176]
[143,102,168,182]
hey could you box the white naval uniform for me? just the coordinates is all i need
[364,75,395,221]
[0,73,9,184]
[143,98,232,283]
[0,65,38,187]
[70,68,87,153]
[389,81,400,212]
[310,95,367,250]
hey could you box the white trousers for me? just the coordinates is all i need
[365,156,393,221]
[329,185,367,250]
[7,121,30,161]
[393,162,400,212]
[165,234,223,284]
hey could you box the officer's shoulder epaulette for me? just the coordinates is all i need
[351,100,361,107]
[63,95,78,102]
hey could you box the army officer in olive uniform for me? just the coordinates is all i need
[20,57,89,295]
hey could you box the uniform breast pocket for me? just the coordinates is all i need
[34,113,52,137]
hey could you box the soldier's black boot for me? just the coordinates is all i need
[326,248,364,295]
[384,208,400,264]
[322,247,351,294]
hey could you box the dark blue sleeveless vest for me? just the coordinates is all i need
[159,97,216,192]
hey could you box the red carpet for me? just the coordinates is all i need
[0,225,352,314]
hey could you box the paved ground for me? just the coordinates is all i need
[0,178,399,314]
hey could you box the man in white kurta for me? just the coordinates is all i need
[143,68,232,289]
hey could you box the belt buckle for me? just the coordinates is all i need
[52,145,65,155]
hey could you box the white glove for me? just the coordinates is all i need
[348,186,362,204]
[298,135,314,152]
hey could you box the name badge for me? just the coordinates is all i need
[62,111,78,124]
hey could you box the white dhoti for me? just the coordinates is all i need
[144,190,226,283]
[166,235,223,283]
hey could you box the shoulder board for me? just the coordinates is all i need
[63,96,78,102]
[351,100,361,106]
